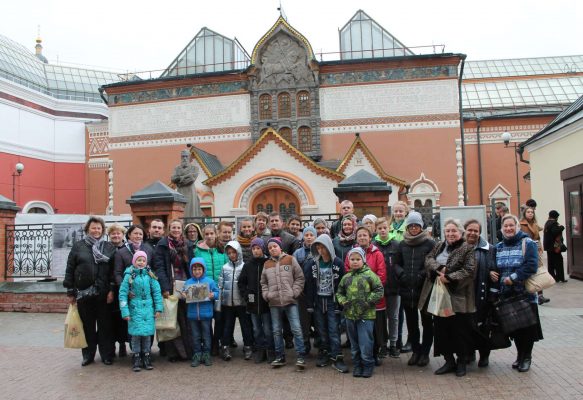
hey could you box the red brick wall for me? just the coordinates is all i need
[0,292,69,313]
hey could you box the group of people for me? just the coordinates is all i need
[63,199,565,377]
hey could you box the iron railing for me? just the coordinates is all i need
[5,224,53,278]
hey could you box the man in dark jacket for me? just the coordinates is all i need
[330,200,355,239]
[267,212,301,255]
[146,219,164,248]
[543,210,567,282]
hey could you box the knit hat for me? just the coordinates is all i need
[132,250,148,266]
[549,210,560,219]
[303,226,317,237]
[347,247,366,262]
[267,237,283,249]
[250,237,265,251]
[362,214,377,224]
[405,211,424,228]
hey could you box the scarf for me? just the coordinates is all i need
[392,220,405,230]
[339,214,357,245]
[403,230,428,246]
[128,239,142,252]
[237,234,255,248]
[84,235,110,264]
[168,235,187,268]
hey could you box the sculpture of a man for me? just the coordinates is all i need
[171,150,202,218]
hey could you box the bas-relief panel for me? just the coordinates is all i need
[319,66,457,86]
[320,80,458,120]
[109,94,251,137]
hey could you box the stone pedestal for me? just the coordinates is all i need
[0,195,20,282]
[333,170,392,219]
[126,181,187,229]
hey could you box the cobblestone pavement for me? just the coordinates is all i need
[1,279,582,400]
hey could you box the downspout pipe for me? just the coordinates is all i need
[98,87,109,105]
[476,118,484,204]
[458,54,468,205]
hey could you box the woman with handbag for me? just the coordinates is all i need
[154,219,195,361]
[520,207,550,305]
[543,210,567,283]
[63,216,116,366]
[419,218,476,377]
[492,214,543,372]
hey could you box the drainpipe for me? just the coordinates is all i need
[476,118,484,204]
[458,54,468,205]
[517,146,530,164]
[98,87,109,105]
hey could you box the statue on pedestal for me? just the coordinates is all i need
[171,150,202,218]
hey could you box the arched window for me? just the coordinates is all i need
[266,203,274,213]
[279,127,292,144]
[297,91,310,117]
[278,92,291,118]
[298,126,312,152]
[256,204,264,213]
[259,94,272,120]
[289,203,296,215]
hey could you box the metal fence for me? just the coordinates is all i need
[182,213,340,229]
[5,224,53,279]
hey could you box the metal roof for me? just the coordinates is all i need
[192,147,224,176]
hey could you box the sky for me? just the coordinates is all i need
[1,0,582,73]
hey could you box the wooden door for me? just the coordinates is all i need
[564,179,583,278]
[251,188,299,219]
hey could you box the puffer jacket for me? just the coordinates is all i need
[185,257,220,320]
[238,255,269,314]
[64,239,116,297]
[336,265,384,320]
[419,239,476,313]
[218,241,245,307]
[344,244,387,310]
[395,234,435,308]
[304,234,344,310]
[194,243,227,283]
[373,235,401,296]
[119,265,164,337]
[261,253,304,307]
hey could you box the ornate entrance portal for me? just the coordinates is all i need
[251,188,300,219]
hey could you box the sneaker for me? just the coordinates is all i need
[316,350,329,367]
[191,353,201,368]
[271,356,286,367]
[221,346,232,361]
[362,365,373,378]
[243,346,253,361]
[401,341,412,353]
[295,357,306,370]
[389,346,400,358]
[202,352,212,367]
[331,355,349,373]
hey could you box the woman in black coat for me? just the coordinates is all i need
[153,219,195,361]
[63,216,116,366]
[543,210,567,282]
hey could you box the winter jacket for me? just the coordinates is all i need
[184,257,220,321]
[218,241,246,307]
[373,236,401,296]
[292,244,313,269]
[238,255,270,314]
[495,231,539,304]
[395,235,435,308]
[193,244,227,283]
[543,219,564,252]
[64,239,116,297]
[119,265,164,337]
[261,253,304,307]
[388,221,406,242]
[419,239,476,313]
[267,229,301,255]
[332,236,355,266]
[344,244,387,310]
[336,265,384,320]
[303,234,345,310]
[153,237,194,293]
[473,237,496,321]
[113,242,154,285]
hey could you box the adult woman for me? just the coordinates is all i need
[286,214,303,240]
[388,201,409,242]
[543,210,567,282]
[332,214,357,264]
[107,223,126,249]
[464,219,496,367]
[107,223,129,356]
[520,207,549,305]
[237,217,257,263]
[184,222,202,244]
[64,216,116,366]
[420,218,475,377]
[395,211,435,367]
[154,219,195,361]
[493,214,542,372]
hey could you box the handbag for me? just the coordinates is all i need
[521,239,556,293]
[493,294,537,335]
[64,304,88,349]
[157,324,181,342]
[427,279,455,317]
[155,295,179,330]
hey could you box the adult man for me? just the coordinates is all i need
[495,204,509,243]
[147,219,165,248]
[330,200,355,239]
[267,212,301,255]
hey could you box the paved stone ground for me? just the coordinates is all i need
[1,279,582,400]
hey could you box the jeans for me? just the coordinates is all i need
[131,335,152,354]
[313,296,341,357]
[271,304,305,357]
[189,319,212,354]
[386,295,401,344]
[346,319,375,368]
[222,305,253,347]
[403,305,433,355]
[250,312,274,350]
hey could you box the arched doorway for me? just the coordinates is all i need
[251,188,300,220]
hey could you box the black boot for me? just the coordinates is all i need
[132,353,141,372]
[518,352,532,372]
[435,355,456,375]
[118,343,127,358]
[142,353,154,370]
[456,358,467,377]
[478,350,490,368]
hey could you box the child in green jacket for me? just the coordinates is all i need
[336,247,383,378]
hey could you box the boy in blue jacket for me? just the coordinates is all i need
[183,257,219,367]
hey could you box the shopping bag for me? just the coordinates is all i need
[157,324,181,342]
[155,295,178,330]
[64,304,88,349]
[427,279,455,317]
